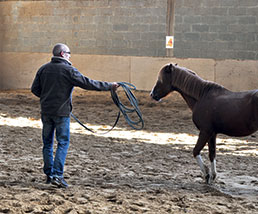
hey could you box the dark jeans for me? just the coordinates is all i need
[41,115,70,177]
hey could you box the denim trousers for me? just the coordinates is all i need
[41,114,70,178]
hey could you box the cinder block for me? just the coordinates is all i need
[94,16,110,24]
[192,24,209,32]
[219,33,237,41]
[123,32,141,41]
[184,33,201,41]
[236,33,255,42]
[201,16,220,25]
[238,0,258,7]
[247,7,258,16]
[113,24,129,32]
[235,51,256,60]
[220,16,238,25]
[150,24,166,32]
[228,8,247,16]
[211,7,228,16]
[183,0,202,8]
[128,24,149,32]
[221,0,237,7]
[183,16,202,24]
[246,42,258,51]
[238,16,256,24]
[209,25,228,32]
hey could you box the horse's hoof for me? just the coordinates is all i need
[205,173,216,184]
[212,173,217,181]
[205,174,210,184]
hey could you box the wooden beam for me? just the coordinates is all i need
[166,0,175,57]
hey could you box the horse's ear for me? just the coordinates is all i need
[165,64,172,73]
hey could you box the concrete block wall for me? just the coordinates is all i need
[1,0,258,60]
[0,0,167,57]
[174,0,258,60]
[1,0,258,91]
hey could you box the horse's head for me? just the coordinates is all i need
[150,63,176,101]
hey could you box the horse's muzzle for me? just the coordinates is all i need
[150,91,161,102]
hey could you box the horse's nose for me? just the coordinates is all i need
[150,91,156,100]
[150,91,160,101]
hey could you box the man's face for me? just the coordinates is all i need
[63,48,71,61]
[61,45,71,61]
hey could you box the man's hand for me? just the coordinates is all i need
[111,82,120,91]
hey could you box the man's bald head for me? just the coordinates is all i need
[52,43,70,56]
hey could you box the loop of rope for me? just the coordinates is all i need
[111,82,144,130]
[71,82,144,134]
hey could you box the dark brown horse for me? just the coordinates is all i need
[150,63,258,184]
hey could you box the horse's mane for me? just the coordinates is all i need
[172,65,225,99]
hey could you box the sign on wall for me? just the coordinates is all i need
[166,36,174,48]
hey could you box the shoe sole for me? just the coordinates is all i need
[51,180,68,188]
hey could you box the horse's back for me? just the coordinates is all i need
[253,89,258,103]
[193,89,258,136]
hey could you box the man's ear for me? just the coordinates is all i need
[60,51,64,57]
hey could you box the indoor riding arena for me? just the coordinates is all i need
[0,1,258,213]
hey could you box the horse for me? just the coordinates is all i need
[150,63,258,184]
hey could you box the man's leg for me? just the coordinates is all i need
[52,116,70,187]
[41,115,55,180]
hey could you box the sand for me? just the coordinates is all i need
[0,89,257,214]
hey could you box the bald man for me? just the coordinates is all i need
[31,43,119,188]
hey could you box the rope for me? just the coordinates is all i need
[111,82,144,130]
[71,82,144,134]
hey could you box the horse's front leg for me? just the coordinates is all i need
[193,131,212,184]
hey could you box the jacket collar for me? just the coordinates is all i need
[51,56,72,65]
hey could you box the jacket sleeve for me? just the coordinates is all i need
[69,67,113,91]
[31,71,42,97]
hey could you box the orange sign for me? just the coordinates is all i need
[166,36,174,48]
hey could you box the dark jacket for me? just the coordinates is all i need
[31,57,112,116]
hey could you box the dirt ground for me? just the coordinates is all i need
[0,89,257,214]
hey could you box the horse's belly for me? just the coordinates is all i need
[193,92,258,137]
[219,128,257,137]
[214,119,258,137]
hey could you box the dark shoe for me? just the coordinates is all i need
[46,176,52,184]
[51,176,68,188]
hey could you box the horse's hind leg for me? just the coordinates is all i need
[208,134,217,184]
[196,155,210,182]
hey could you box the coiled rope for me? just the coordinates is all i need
[111,82,144,130]
[71,82,144,134]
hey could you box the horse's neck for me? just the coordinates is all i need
[172,68,223,100]
[178,90,197,111]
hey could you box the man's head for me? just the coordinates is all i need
[52,43,71,61]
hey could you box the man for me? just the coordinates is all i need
[31,43,119,188]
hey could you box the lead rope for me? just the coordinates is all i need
[71,82,144,134]
[111,82,144,130]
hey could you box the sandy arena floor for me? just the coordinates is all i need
[0,89,257,214]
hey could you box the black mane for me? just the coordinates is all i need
[172,65,226,99]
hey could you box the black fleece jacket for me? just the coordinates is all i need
[31,57,112,116]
